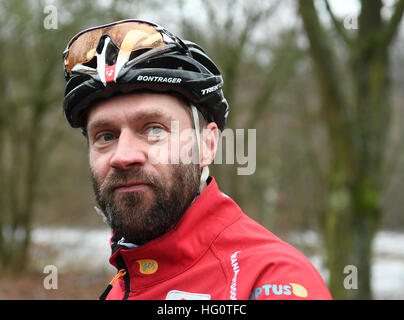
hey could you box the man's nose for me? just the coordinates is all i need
[109,130,147,170]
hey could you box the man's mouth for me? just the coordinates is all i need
[113,181,150,194]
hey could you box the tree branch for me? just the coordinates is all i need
[246,31,302,129]
[324,0,354,47]
[298,0,346,116]
[298,0,357,176]
[378,0,404,55]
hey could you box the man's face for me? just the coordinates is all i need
[87,92,201,245]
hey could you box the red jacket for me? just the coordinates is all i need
[103,177,332,300]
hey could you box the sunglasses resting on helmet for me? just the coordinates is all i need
[63,19,188,76]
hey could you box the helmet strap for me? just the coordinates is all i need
[191,105,209,187]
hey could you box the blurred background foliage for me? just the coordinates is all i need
[1,0,404,299]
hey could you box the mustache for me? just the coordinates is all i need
[98,167,160,194]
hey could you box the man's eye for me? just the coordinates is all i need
[146,126,167,140]
[96,133,116,143]
[148,127,164,135]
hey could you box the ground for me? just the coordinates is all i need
[0,271,112,300]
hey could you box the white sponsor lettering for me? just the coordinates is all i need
[201,83,221,95]
[137,75,182,84]
[230,251,241,300]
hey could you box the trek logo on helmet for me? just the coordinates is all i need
[201,83,222,95]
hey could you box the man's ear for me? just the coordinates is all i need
[200,122,219,169]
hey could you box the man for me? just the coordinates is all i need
[62,19,332,300]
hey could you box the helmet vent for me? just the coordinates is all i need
[82,57,97,69]
[105,42,119,66]
[129,48,152,61]
[138,56,201,73]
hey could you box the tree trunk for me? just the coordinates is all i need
[323,179,381,299]
[298,0,404,299]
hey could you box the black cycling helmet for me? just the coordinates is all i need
[62,19,229,131]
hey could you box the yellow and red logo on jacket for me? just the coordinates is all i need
[249,282,308,299]
[136,259,158,275]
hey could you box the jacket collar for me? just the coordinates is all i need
[108,176,242,290]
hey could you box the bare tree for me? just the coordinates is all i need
[298,0,404,299]
[0,0,130,272]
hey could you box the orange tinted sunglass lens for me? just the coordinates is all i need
[65,21,164,73]
[108,22,164,51]
[66,28,103,73]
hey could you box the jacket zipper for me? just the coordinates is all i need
[99,268,127,300]
[99,254,130,300]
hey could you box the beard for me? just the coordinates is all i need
[91,163,201,245]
